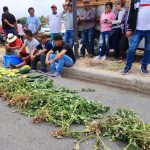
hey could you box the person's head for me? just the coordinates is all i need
[39,34,48,44]
[114,0,122,11]
[7,33,17,44]
[125,0,131,9]
[105,2,113,13]
[3,6,9,12]
[51,5,57,14]
[28,7,35,16]
[17,20,21,24]
[83,0,91,10]
[24,30,33,41]
[68,3,73,12]
[53,34,63,47]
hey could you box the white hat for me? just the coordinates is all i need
[7,33,17,43]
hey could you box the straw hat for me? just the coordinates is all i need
[7,33,17,43]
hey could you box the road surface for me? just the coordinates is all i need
[0,76,150,150]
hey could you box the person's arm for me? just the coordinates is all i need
[126,0,135,38]
[80,8,96,22]
[17,43,27,57]
[45,50,54,64]
[35,48,47,56]
[49,49,67,64]
[34,18,41,34]
[30,47,37,61]
[3,19,14,28]
[111,10,125,25]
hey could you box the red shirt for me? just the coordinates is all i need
[8,38,26,53]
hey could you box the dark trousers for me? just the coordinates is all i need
[31,53,47,71]
[110,28,122,59]
[119,33,129,59]
[80,28,95,55]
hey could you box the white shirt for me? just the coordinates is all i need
[47,12,63,34]
[24,38,39,53]
[136,0,150,30]
[17,23,24,36]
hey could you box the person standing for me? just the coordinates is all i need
[1,6,17,37]
[26,7,41,38]
[47,5,64,39]
[95,2,115,62]
[108,0,126,60]
[78,0,96,58]
[17,20,24,42]
[123,0,150,74]
[64,3,74,48]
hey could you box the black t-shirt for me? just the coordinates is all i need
[2,12,16,29]
[52,43,76,63]
[36,40,53,54]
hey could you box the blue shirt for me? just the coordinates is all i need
[36,40,53,54]
[26,16,41,33]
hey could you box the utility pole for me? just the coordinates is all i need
[72,0,78,58]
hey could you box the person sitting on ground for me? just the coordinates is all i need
[31,34,53,73]
[5,33,26,55]
[95,2,115,62]
[45,34,76,77]
[9,30,40,69]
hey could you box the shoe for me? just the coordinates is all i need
[79,54,85,58]
[47,70,56,76]
[122,66,132,75]
[102,55,106,61]
[38,69,48,73]
[88,54,94,58]
[9,63,16,69]
[52,72,61,77]
[93,56,101,60]
[141,66,149,74]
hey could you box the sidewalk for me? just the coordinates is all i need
[0,45,150,93]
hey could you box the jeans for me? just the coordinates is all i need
[80,28,95,55]
[64,30,74,48]
[31,53,47,71]
[50,54,74,73]
[110,28,122,59]
[4,28,17,37]
[98,31,110,56]
[126,30,150,68]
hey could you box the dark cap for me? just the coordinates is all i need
[51,5,57,8]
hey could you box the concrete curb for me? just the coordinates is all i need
[62,67,150,94]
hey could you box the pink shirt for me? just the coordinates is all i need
[100,11,116,32]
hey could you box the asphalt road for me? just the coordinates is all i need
[0,76,150,150]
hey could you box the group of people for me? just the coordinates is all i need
[1,4,76,77]
[1,0,150,75]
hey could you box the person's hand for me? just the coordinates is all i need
[49,60,54,65]
[126,31,132,38]
[33,31,38,35]
[79,16,85,21]
[45,60,50,65]
[31,55,35,61]
[22,57,27,61]
[17,51,21,57]
[10,24,15,28]
[107,20,112,24]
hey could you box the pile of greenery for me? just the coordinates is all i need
[101,108,150,150]
[0,70,149,150]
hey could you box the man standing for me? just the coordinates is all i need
[64,3,74,48]
[1,6,17,37]
[26,7,41,38]
[123,0,150,74]
[47,5,64,39]
[78,0,96,58]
